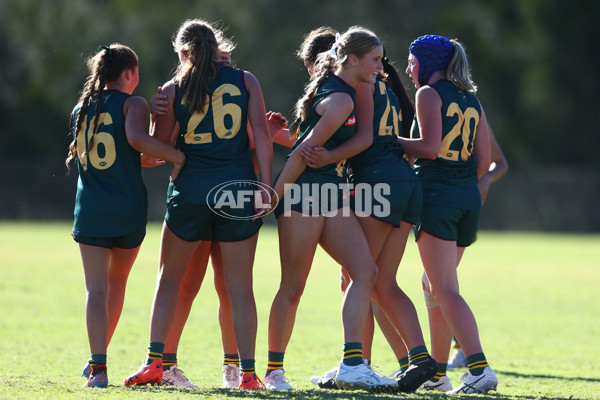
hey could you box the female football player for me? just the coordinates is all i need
[123,19,272,390]
[399,34,497,394]
[67,43,184,388]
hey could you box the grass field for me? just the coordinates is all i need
[0,221,599,399]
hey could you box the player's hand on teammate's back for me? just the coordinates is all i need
[169,153,186,183]
[150,86,169,115]
[252,186,273,220]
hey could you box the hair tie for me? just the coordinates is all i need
[329,32,341,59]
[98,45,112,60]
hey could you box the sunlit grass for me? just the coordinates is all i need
[0,222,598,399]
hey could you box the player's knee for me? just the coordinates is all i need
[87,285,108,300]
[372,279,396,302]
[429,286,459,306]
[214,283,229,302]
[111,274,129,289]
[349,259,378,288]
[361,266,378,289]
[179,282,201,302]
[156,272,184,295]
[180,277,202,297]
[280,283,306,305]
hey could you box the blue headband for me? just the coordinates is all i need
[409,35,453,86]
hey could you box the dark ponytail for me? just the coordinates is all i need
[66,44,138,169]
[382,57,414,138]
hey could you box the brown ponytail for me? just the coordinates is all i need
[290,26,381,138]
[172,19,224,114]
[66,44,138,169]
[382,56,414,138]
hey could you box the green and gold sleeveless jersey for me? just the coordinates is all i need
[349,79,416,183]
[293,73,357,184]
[169,64,256,204]
[411,80,482,209]
[71,90,147,237]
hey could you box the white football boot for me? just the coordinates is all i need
[222,364,241,388]
[448,367,498,394]
[264,369,293,390]
[335,361,397,391]
[310,365,339,389]
[161,365,198,388]
[419,375,453,392]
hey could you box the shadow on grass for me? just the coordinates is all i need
[497,396,595,400]
[496,369,600,384]
[124,384,596,400]
[125,386,449,399]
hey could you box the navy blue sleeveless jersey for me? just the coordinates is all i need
[71,90,147,237]
[349,79,416,183]
[169,64,256,204]
[293,73,357,185]
[410,80,482,209]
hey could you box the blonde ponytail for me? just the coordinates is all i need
[446,40,477,93]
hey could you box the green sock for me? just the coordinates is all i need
[266,351,285,376]
[431,363,447,382]
[89,354,106,367]
[146,341,164,365]
[224,353,239,366]
[408,345,430,364]
[342,342,363,366]
[398,356,409,373]
[162,353,177,371]
[466,352,488,376]
[240,358,256,375]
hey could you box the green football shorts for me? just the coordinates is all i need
[72,225,146,249]
[416,202,480,247]
[351,180,422,227]
[165,200,262,242]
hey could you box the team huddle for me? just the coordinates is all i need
[68,18,507,394]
